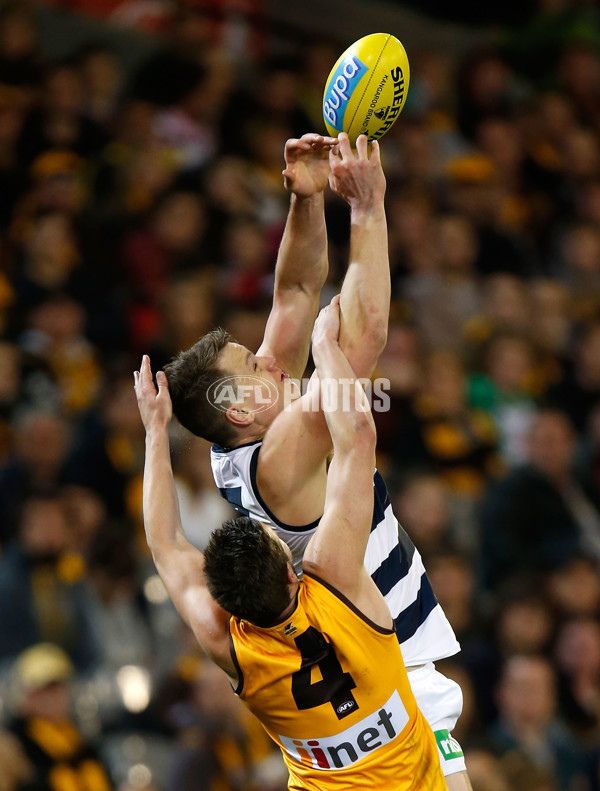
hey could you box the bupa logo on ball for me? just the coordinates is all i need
[323,55,368,132]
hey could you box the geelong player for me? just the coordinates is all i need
[164,133,471,789]
[135,298,446,790]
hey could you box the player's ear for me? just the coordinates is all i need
[225,405,255,428]
[286,563,297,585]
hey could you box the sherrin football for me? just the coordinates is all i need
[323,33,410,145]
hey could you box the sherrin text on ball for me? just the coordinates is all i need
[323,32,410,145]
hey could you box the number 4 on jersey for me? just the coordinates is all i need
[292,627,359,720]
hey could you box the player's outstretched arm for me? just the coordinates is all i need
[256,135,388,523]
[258,133,336,380]
[330,133,390,379]
[302,300,392,629]
[135,356,234,675]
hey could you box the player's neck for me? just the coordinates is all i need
[278,578,300,622]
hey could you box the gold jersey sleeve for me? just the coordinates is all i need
[229,573,446,791]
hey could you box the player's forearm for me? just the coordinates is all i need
[143,427,189,560]
[339,203,389,377]
[312,338,375,453]
[274,193,328,295]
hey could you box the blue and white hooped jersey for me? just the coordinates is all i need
[210,440,460,667]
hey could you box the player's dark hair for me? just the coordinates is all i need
[163,328,234,447]
[203,517,293,627]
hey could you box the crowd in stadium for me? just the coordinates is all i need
[0,1,599,789]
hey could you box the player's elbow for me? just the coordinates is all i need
[344,327,387,378]
[360,320,388,364]
[371,324,388,361]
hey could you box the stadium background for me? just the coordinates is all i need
[0,0,599,789]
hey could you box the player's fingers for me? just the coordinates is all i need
[356,134,368,160]
[284,138,309,160]
[337,132,352,160]
[156,370,169,394]
[331,294,341,307]
[370,139,381,164]
[140,355,156,393]
[311,135,337,149]
[328,147,341,169]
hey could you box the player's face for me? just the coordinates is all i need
[219,343,300,425]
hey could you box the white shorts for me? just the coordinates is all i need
[408,662,467,777]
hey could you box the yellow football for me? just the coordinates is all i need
[323,33,410,145]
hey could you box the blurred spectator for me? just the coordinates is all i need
[61,484,106,551]
[0,728,33,791]
[398,350,499,498]
[468,331,538,465]
[19,296,102,414]
[0,4,41,94]
[464,588,556,728]
[405,213,481,349]
[76,44,123,126]
[549,320,600,432]
[555,617,600,738]
[17,63,108,166]
[467,274,530,343]
[220,56,311,159]
[393,471,453,557]
[84,528,154,673]
[7,643,113,790]
[0,340,21,463]
[480,409,600,592]
[121,192,211,350]
[153,69,217,173]
[222,217,274,310]
[456,49,517,141]
[0,410,69,542]
[545,556,600,619]
[0,497,96,669]
[427,551,479,645]
[529,279,571,360]
[130,5,209,107]
[491,655,585,789]
[166,659,286,791]
[63,372,145,517]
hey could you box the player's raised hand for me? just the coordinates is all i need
[134,355,172,433]
[312,294,341,352]
[328,132,386,210]
[282,133,338,197]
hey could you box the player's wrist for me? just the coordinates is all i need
[350,200,386,222]
[289,189,326,203]
[145,422,170,442]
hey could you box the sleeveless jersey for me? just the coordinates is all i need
[211,440,460,667]
[229,573,446,791]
